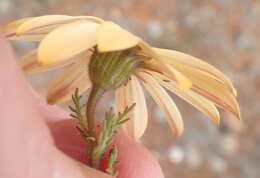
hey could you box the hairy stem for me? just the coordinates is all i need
[86,85,105,165]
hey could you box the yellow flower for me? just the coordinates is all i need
[4,15,241,139]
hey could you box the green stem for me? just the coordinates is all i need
[86,85,105,165]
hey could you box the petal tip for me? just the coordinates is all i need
[37,50,54,66]
[37,58,49,66]
[46,95,56,105]
[175,128,184,137]
[236,112,242,121]
[15,29,24,36]
[214,118,220,125]
[232,88,238,97]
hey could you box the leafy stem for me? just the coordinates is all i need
[85,86,105,157]
[69,88,135,176]
[91,104,135,170]
[69,89,88,140]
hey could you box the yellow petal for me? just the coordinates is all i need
[38,21,99,65]
[183,69,240,119]
[47,55,92,104]
[154,48,237,96]
[140,46,193,91]
[115,75,148,139]
[4,17,32,37]
[138,42,159,58]
[4,18,43,41]
[76,16,104,23]
[5,15,102,41]
[137,71,184,136]
[9,34,47,41]
[147,70,220,124]
[144,59,192,91]
[19,50,47,74]
[165,64,193,91]
[145,58,240,119]
[16,15,72,35]
[18,49,84,74]
[16,15,103,35]
[97,21,141,52]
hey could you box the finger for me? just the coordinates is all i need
[0,32,112,178]
[49,119,164,178]
[31,88,70,122]
[115,135,164,178]
[0,31,54,178]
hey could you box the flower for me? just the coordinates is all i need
[5,15,240,139]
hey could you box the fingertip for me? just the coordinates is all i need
[52,148,113,178]
[115,136,164,178]
[50,120,164,178]
[48,119,88,163]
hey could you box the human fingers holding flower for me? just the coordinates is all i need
[0,32,164,178]
[3,15,241,177]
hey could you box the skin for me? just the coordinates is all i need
[0,32,164,178]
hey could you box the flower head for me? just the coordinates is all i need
[5,15,241,139]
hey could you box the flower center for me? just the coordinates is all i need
[89,48,141,91]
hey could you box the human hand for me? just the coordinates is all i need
[0,32,164,178]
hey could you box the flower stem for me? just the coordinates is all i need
[86,85,105,165]
[70,88,135,173]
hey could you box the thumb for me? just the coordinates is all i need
[50,119,164,178]
[0,32,112,178]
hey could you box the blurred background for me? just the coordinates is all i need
[1,0,260,178]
